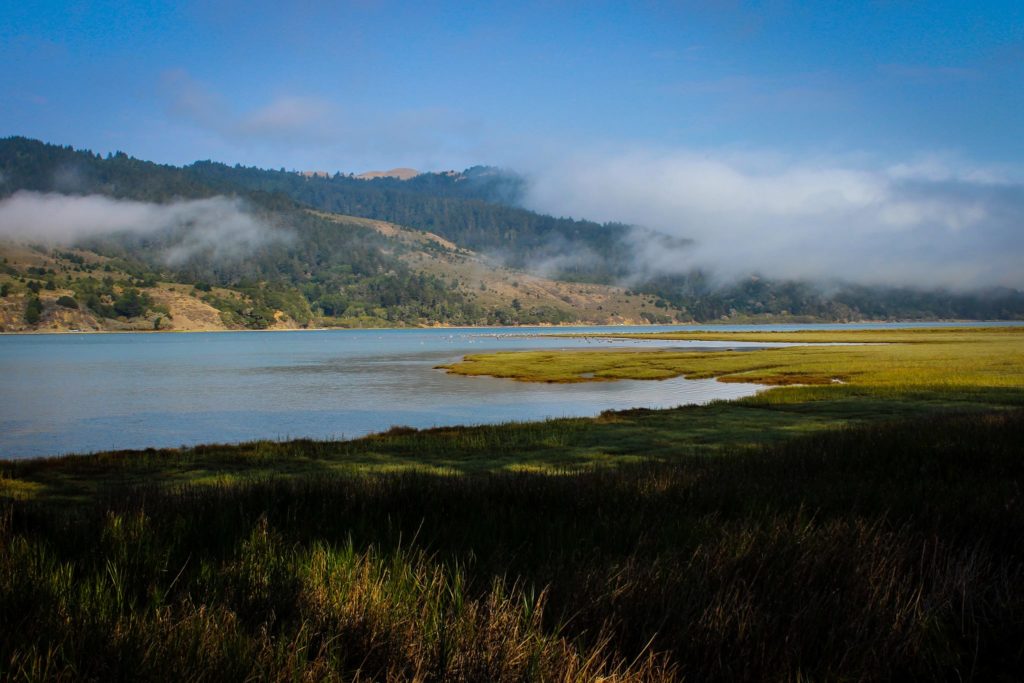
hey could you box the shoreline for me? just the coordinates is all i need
[4,325,1021,461]
[2,318,1020,337]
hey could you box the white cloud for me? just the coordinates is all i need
[523,149,1024,289]
[0,191,289,264]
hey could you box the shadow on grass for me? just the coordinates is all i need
[2,410,1022,680]
[5,385,1024,502]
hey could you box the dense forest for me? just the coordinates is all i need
[2,136,1022,325]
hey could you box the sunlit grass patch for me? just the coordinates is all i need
[441,326,1024,396]
[0,474,43,501]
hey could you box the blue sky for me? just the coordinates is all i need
[2,1,1022,171]
[2,1,1023,287]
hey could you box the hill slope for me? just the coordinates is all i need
[1,211,683,332]
[2,136,1022,328]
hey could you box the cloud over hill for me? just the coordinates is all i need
[0,191,288,264]
[523,150,1024,289]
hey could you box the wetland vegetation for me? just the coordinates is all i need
[2,326,1023,680]
[442,326,1024,389]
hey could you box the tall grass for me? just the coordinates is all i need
[2,410,1023,680]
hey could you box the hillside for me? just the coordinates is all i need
[0,134,629,284]
[184,158,636,283]
[2,136,1023,328]
[313,212,683,326]
[0,211,683,332]
[0,241,300,332]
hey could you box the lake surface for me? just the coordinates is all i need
[0,322,1017,459]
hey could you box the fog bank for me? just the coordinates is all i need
[523,151,1024,290]
[0,191,287,264]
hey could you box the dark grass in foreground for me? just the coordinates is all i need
[2,411,1023,681]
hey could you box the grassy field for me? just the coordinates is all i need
[441,326,1024,389]
[2,326,1023,680]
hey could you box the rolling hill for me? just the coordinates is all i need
[1,136,1022,332]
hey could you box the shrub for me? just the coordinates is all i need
[113,288,151,318]
[24,297,43,324]
[56,295,78,309]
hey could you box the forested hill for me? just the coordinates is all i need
[0,136,218,203]
[0,137,554,330]
[181,152,1024,322]
[0,137,679,331]
[2,136,1023,325]
[185,160,635,282]
[0,136,637,283]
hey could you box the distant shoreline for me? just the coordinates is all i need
[2,319,1021,337]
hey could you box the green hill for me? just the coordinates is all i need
[1,136,1022,329]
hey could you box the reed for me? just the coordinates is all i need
[2,411,1022,680]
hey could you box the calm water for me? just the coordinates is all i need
[0,321,1016,459]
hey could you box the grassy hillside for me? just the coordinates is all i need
[185,159,638,282]
[314,212,684,326]
[0,215,685,332]
[0,241,303,332]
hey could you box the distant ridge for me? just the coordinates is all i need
[356,167,419,180]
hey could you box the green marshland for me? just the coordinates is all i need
[2,326,1023,681]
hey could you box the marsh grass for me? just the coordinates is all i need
[4,328,1021,503]
[441,327,1024,391]
[2,411,1023,680]
[2,326,1023,679]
